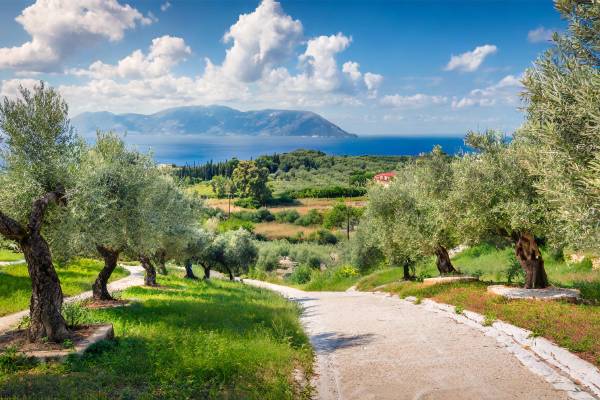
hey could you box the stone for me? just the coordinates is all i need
[488,285,580,303]
[24,324,114,362]
[422,275,479,286]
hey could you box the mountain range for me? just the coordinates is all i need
[72,105,354,138]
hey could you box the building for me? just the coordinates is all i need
[373,171,396,187]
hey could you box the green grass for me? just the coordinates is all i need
[0,273,313,399]
[0,258,129,316]
[0,249,23,262]
[186,181,216,198]
[356,268,409,291]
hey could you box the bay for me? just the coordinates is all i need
[123,134,467,164]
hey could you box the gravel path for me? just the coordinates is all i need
[0,265,144,334]
[245,279,585,400]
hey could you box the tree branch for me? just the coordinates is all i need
[0,210,27,241]
[28,185,66,234]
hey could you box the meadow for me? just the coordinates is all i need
[0,271,313,399]
[0,259,129,316]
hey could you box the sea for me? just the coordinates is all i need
[123,134,467,165]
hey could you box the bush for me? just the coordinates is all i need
[234,197,262,209]
[289,265,313,284]
[283,186,367,199]
[255,241,290,271]
[62,302,91,328]
[295,209,323,226]
[232,208,274,223]
[307,229,338,245]
[218,217,255,233]
[274,210,301,224]
[335,265,359,278]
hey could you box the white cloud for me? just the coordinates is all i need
[0,79,43,100]
[0,0,152,72]
[342,61,361,81]
[70,35,191,79]
[220,0,303,82]
[444,44,497,72]
[160,2,171,12]
[451,74,522,109]
[528,27,554,43]
[380,93,448,109]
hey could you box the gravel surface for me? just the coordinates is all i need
[246,279,577,400]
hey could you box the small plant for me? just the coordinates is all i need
[0,346,37,373]
[414,297,422,305]
[335,265,359,278]
[17,315,30,330]
[506,253,524,284]
[62,339,74,349]
[289,265,313,284]
[62,302,91,327]
[482,313,496,327]
[454,305,464,315]
[528,328,543,339]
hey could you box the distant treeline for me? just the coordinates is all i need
[176,149,408,182]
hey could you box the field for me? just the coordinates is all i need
[254,222,319,240]
[0,259,129,316]
[0,271,313,399]
[207,197,366,215]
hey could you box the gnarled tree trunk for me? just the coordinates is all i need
[402,260,412,280]
[0,188,69,343]
[155,249,168,275]
[184,259,197,279]
[202,265,211,280]
[434,245,457,275]
[140,255,158,286]
[21,232,69,342]
[93,246,119,301]
[514,232,548,289]
[227,267,234,281]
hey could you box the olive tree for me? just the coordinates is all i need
[363,147,459,277]
[0,83,81,342]
[517,0,600,252]
[214,229,257,280]
[72,132,156,299]
[450,131,550,288]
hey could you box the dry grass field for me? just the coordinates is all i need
[206,197,367,215]
[253,222,319,240]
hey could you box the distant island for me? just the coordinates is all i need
[72,105,355,138]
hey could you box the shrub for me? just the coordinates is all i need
[255,241,290,271]
[61,302,91,328]
[274,210,301,224]
[307,229,338,245]
[218,217,255,233]
[289,265,313,284]
[295,209,323,226]
[335,265,359,278]
[232,208,274,223]
[234,197,261,209]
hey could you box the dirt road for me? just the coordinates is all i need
[245,280,594,400]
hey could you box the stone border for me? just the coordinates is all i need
[24,324,114,362]
[422,275,479,286]
[403,295,600,400]
[488,285,581,302]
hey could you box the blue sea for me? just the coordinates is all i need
[124,134,466,164]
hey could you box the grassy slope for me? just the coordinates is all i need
[0,259,129,316]
[0,249,23,262]
[0,272,313,399]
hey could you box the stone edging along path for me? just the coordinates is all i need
[0,265,145,335]
[403,295,600,400]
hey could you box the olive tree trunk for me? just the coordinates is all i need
[403,261,412,280]
[155,249,168,275]
[202,265,211,280]
[93,246,119,301]
[514,232,549,289]
[0,189,69,343]
[184,259,197,280]
[434,245,457,275]
[140,255,158,286]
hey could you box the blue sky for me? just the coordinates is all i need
[0,0,562,136]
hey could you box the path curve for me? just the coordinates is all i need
[0,265,144,334]
[246,279,595,400]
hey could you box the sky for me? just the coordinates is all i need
[0,0,563,136]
